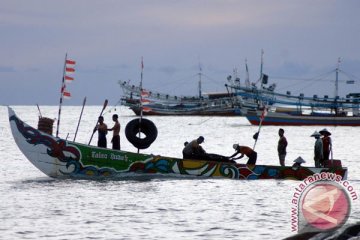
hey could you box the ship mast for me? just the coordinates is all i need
[333,57,341,115]
[260,49,264,88]
[198,62,202,98]
[335,57,341,99]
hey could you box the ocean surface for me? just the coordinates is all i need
[1,105,359,240]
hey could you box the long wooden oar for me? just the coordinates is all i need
[36,104,42,118]
[88,99,108,145]
[253,106,267,150]
[73,97,86,142]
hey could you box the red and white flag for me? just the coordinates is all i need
[260,107,268,121]
[141,90,149,97]
[66,59,76,65]
[141,98,151,105]
[142,106,151,112]
[65,67,75,74]
[65,75,74,83]
[65,58,76,74]
[62,57,75,98]
[63,90,71,99]
[61,85,71,99]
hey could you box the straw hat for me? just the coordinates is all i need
[319,128,331,136]
[310,131,321,137]
[293,156,306,164]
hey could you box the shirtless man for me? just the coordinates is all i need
[108,114,120,150]
[277,128,288,166]
[229,144,257,165]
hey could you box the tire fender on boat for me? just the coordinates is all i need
[125,118,158,149]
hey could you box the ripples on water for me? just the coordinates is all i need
[0,106,359,239]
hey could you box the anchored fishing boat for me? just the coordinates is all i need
[234,59,360,126]
[245,108,360,126]
[8,107,348,180]
[120,81,244,116]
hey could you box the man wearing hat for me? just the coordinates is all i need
[320,128,332,162]
[182,136,206,160]
[311,131,323,167]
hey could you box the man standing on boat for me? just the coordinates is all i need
[311,131,323,167]
[108,114,120,150]
[277,128,287,166]
[320,128,332,163]
[229,144,257,165]
[182,136,206,159]
[95,116,108,148]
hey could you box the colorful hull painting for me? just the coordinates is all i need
[246,111,360,126]
[8,107,347,180]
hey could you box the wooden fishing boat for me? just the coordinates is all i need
[245,109,360,126]
[8,107,348,180]
[231,58,360,126]
[120,81,243,116]
[124,102,241,116]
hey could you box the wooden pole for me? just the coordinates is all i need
[73,97,86,142]
[56,53,68,138]
[253,106,267,150]
[88,99,108,145]
[138,57,144,153]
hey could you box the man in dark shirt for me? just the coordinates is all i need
[95,116,107,148]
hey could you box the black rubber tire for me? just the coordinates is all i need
[125,118,158,149]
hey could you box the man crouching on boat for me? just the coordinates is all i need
[182,136,206,160]
[229,144,257,165]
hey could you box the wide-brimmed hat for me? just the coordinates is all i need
[293,156,306,164]
[310,131,321,137]
[319,128,331,136]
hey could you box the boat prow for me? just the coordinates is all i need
[8,107,348,180]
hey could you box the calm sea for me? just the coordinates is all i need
[1,106,359,240]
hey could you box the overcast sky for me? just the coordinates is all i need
[1,0,360,106]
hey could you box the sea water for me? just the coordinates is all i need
[0,105,359,240]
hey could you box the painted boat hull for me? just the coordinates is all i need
[8,107,347,180]
[246,111,360,126]
[119,81,248,116]
[129,105,241,116]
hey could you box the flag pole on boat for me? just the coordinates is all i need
[138,57,144,153]
[253,106,268,150]
[73,97,86,142]
[56,53,68,138]
[55,54,75,138]
[88,99,108,145]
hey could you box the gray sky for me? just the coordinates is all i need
[1,0,360,105]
